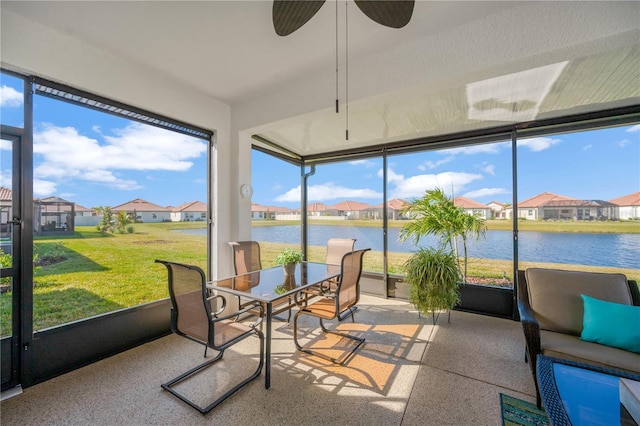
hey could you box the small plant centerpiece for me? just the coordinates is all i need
[275,248,303,276]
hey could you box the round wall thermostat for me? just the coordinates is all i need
[240,184,253,198]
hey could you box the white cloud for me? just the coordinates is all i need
[275,183,382,202]
[481,163,495,175]
[0,139,11,151]
[444,142,508,155]
[517,137,561,152]
[416,143,509,171]
[33,122,207,191]
[618,139,630,148]
[379,168,404,184]
[626,124,640,133]
[583,144,592,151]
[349,159,376,168]
[34,179,57,196]
[387,169,483,200]
[463,187,509,198]
[0,86,23,107]
[418,155,454,171]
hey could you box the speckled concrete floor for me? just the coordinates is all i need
[0,294,536,425]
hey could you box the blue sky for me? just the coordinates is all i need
[2,73,639,210]
[253,125,640,209]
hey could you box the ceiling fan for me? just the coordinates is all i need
[273,0,415,36]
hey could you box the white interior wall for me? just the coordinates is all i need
[0,9,237,278]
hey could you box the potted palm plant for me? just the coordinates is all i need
[399,187,485,322]
[275,248,303,276]
[399,187,486,283]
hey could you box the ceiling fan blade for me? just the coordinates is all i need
[354,0,415,29]
[273,0,326,36]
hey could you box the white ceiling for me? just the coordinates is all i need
[2,1,639,157]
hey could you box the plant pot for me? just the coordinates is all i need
[283,262,296,276]
[283,274,297,290]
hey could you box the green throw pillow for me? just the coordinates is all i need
[580,294,640,353]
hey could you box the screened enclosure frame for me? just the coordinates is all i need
[252,104,640,308]
[1,68,216,389]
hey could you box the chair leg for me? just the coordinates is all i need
[337,306,357,322]
[162,331,264,415]
[293,310,364,365]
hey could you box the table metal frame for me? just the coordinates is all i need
[207,262,338,389]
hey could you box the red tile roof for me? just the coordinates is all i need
[518,192,575,208]
[0,187,12,201]
[307,202,328,212]
[74,204,92,212]
[329,200,372,211]
[251,203,292,213]
[453,196,489,209]
[112,198,170,212]
[610,192,640,206]
[171,201,207,212]
[370,198,409,210]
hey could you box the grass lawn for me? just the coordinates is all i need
[1,220,637,337]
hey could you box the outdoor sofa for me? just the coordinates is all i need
[517,267,640,406]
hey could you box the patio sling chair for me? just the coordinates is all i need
[293,248,370,364]
[319,238,356,294]
[229,240,293,322]
[155,259,264,415]
[228,241,262,309]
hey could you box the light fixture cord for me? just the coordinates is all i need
[345,0,349,141]
[335,0,339,113]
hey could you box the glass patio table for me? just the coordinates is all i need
[537,355,640,425]
[207,261,339,389]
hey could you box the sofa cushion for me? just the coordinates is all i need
[526,268,632,335]
[541,330,640,374]
[581,294,640,353]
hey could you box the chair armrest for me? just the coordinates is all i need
[317,277,339,294]
[517,270,541,364]
[294,288,334,307]
[210,297,264,327]
[629,280,640,306]
[207,294,227,316]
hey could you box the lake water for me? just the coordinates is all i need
[178,225,640,269]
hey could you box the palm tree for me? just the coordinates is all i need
[399,187,486,281]
[399,187,457,249]
[116,211,132,234]
[454,208,487,281]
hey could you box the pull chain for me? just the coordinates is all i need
[345,0,349,141]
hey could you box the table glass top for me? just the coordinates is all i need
[554,363,621,426]
[208,262,339,302]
